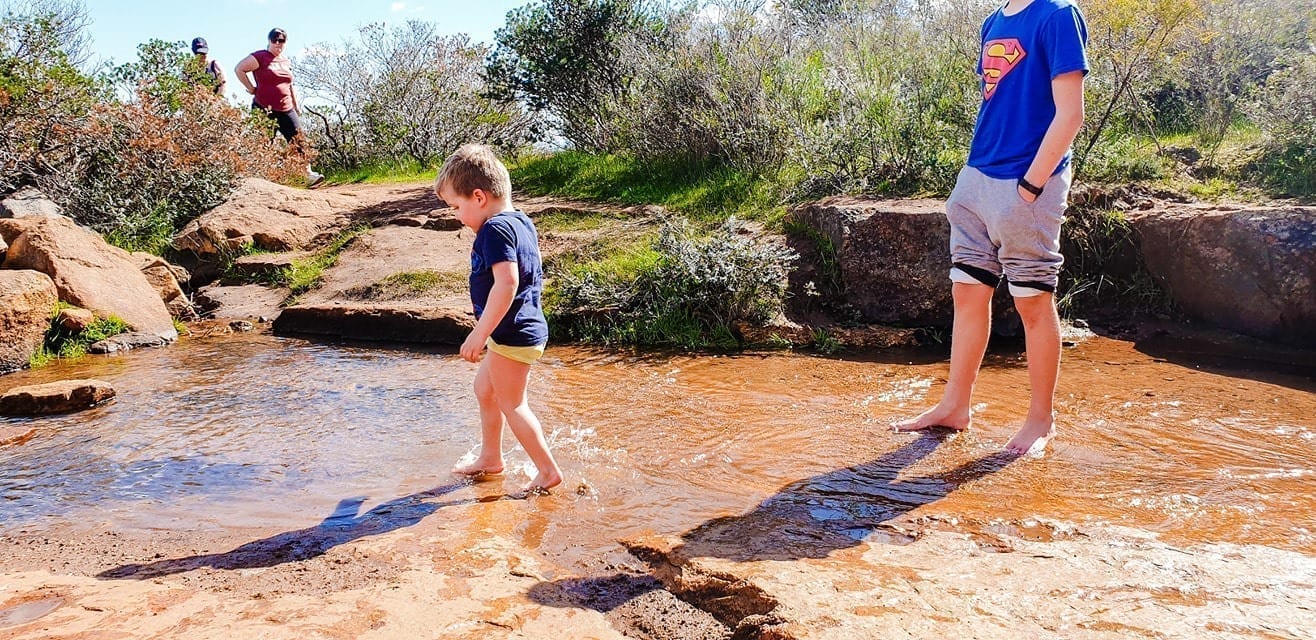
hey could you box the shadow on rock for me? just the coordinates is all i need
[97,481,484,579]
[668,432,1015,562]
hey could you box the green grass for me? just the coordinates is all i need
[509,151,786,224]
[324,160,436,185]
[344,269,467,300]
[265,224,371,300]
[29,304,132,368]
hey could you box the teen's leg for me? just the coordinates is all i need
[486,351,562,492]
[893,281,993,432]
[452,356,507,475]
[1006,291,1060,454]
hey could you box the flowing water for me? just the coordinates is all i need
[2,331,1314,570]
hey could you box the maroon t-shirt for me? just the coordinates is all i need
[250,49,294,112]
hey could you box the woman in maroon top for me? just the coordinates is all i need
[235,28,323,185]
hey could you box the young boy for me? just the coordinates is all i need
[436,144,563,492]
[894,0,1088,455]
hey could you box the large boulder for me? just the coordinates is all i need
[172,178,359,272]
[0,379,115,416]
[0,216,177,341]
[132,252,197,320]
[0,270,57,372]
[1130,204,1316,345]
[788,198,1020,334]
[0,187,64,219]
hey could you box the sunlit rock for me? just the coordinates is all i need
[1131,204,1316,345]
[0,216,177,341]
[0,379,115,416]
[0,270,57,372]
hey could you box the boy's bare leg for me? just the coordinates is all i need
[487,351,563,492]
[452,358,507,476]
[1005,292,1061,454]
[893,282,994,432]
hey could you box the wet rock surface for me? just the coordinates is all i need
[87,331,169,354]
[0,379,114,416]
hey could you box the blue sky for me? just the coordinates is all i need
[83,0,530,72]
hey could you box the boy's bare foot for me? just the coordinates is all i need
[521,469,563,494]
[891,404,971,433]
[452,458,504,477]
[1004,417,1055,455]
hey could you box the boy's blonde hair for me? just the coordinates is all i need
[435,144,512,199]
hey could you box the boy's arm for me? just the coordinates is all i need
[460,261,518,362]
[1018,70,1085,202]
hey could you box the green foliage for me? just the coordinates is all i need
[488,0,663,150]
[344,270,466,300]
[510,151,783,222]
[29,303,131,367]
[548,216,797,349]
[269,225,370,298]
[810,327,841,354]
[300,21,534,172]
[1249,52,1316,197]
[1057,207,1168,317]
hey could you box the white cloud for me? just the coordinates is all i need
[391,2,406,11]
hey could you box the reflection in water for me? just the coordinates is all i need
[2,331,1315,566]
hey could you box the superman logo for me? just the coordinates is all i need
[981,38,1026,100]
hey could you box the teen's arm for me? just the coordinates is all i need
[460,261,518,362]
[291,85,301,115]
[234,55,258,95]
[1019,70,1085,202]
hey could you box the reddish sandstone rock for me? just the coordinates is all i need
[1130,204,1316,345]
[0,270,57,372]
[56,306,95,332]
[132,252,196,320]
[173,178,359,257]
[1,216,177,341]
[0,379,115,416]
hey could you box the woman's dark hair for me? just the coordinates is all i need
[268,28,287,42]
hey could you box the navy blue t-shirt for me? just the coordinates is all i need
[469,211,548,347]
[967,0,1089,179]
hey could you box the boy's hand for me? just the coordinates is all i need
[460,332,485,363]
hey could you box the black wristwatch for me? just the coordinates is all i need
[1017,177,1044,197]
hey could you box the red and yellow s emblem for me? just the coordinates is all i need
[981,38,1026,100]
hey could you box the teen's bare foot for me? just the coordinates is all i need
[521,469,562,494]
[1004,417,1055,455]
[452,458,504,477]
[891,404,971,433]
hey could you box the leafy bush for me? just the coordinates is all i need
[29,304,131,367]
[549,216,797,348]
[299,21,535,171]
[1249,53,1316,197]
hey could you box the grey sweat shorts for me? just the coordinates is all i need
[946,165,1072,297]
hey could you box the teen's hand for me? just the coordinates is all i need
[460,332,485,363]
[1018,184,1038,203]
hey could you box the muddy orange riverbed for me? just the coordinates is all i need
[1,330,1313,638]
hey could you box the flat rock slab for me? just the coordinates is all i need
[0,379,115,416]
[194,283,289,321]
[228,251,313,281]
[88,331,169,354]
[273,301,474,344]
[624,520,1316,639]
[0,425,36,445]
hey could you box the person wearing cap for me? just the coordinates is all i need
[189,37,226,96]
[234,27,324,186]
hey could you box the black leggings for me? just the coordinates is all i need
[252,101,301,142]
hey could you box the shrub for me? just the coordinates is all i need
[299,21,536,171]
[1248,53,1316,197]
[549,216,797,348]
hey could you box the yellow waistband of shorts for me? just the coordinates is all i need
[485,338,546,364]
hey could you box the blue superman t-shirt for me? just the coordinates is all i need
[470,211,548,347]
[967,0,1089,179]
